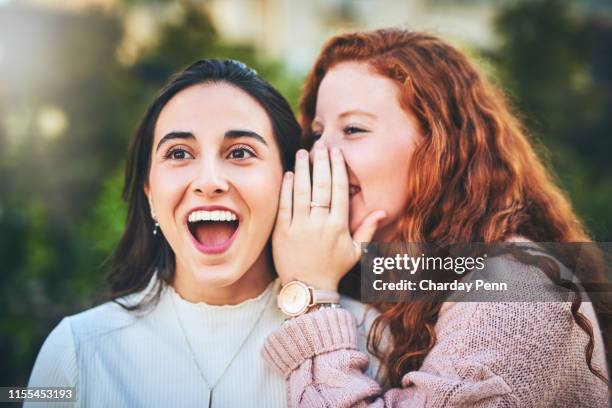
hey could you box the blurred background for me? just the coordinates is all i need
[1,0,611,386]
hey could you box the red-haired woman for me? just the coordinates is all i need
[264,29,610,406]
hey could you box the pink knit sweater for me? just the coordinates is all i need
[263,301,609,407]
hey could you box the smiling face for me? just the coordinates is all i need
[145,82,283,304]
[311,61,421,240]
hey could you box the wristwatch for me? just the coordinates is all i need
[277,280,340,317]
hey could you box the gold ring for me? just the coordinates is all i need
[310,201,330,209]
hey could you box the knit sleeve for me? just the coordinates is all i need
[262,302,607,407]
[24,317,79,408]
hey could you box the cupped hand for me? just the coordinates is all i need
[272,141,386,292]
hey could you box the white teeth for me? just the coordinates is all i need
[188,210,238,223]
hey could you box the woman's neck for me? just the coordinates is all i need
[172,252,275,306]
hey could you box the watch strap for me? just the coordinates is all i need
[311,288,340,305]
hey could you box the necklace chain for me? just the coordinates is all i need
[170,284,274,407]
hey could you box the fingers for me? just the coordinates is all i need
[310,141,332,217]
[276,171,293,227]
[330,147,350,220]
[292,149,311,221]
[352,210,387,250]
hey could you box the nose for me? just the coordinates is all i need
[192,158,229,197]
[317,130,342,149]
[309,132,343,162]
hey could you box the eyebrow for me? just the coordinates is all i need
[224,129,268,146]
[156,129,268,152]
[156,131,195,152]
[312,110,377,128]
[338,110,377,119]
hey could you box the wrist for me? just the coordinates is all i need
[279,276,339,292]
[305,279,339,292]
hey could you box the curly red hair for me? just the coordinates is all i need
[300,29,610,387]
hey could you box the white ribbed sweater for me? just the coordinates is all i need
[26,276,380,408]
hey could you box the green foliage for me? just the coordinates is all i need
[83,168,128,257]
[131,2,302,109]
[493,0,612,239]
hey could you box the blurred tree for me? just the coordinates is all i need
[0,4,128,386]
[129,1,301,108]
[493,0,612,239]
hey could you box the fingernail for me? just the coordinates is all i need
[331,147,341,156]
[285,171,293,180]
[297,150,308,159]
[315,140,325,150]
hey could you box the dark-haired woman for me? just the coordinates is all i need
[26,59,381,408]
[263,30,610,407]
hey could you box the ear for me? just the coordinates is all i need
[143,183,153,213]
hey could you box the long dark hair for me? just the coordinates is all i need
[106,59,300,310]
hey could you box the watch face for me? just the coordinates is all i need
[279,282,310,316]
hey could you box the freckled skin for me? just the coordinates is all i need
[312,62,421,241]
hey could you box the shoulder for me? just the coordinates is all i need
[66,300,139,342]
[451,240,581,303]
[42,279,162,354]
[68,276,165,342]
[436,302,573,336]
[29,281,163,385]
[437,301,577,343]
[27,317,77,388]
[30,300,140,374]
[435,236,599,356]
[32,317,76,364]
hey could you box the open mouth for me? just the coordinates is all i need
[187,209,239,254]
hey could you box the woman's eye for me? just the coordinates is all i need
[344,125,366,135]
[227,145,256,160]
[165,147,193,160]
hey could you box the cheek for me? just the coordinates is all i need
[349,139,413,213]
[230,166,282,229]
[148,166,192,215]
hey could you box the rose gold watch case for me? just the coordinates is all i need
[278,281,341,317]
[277,281,313,317]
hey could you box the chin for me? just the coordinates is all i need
[190,264,244,289]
